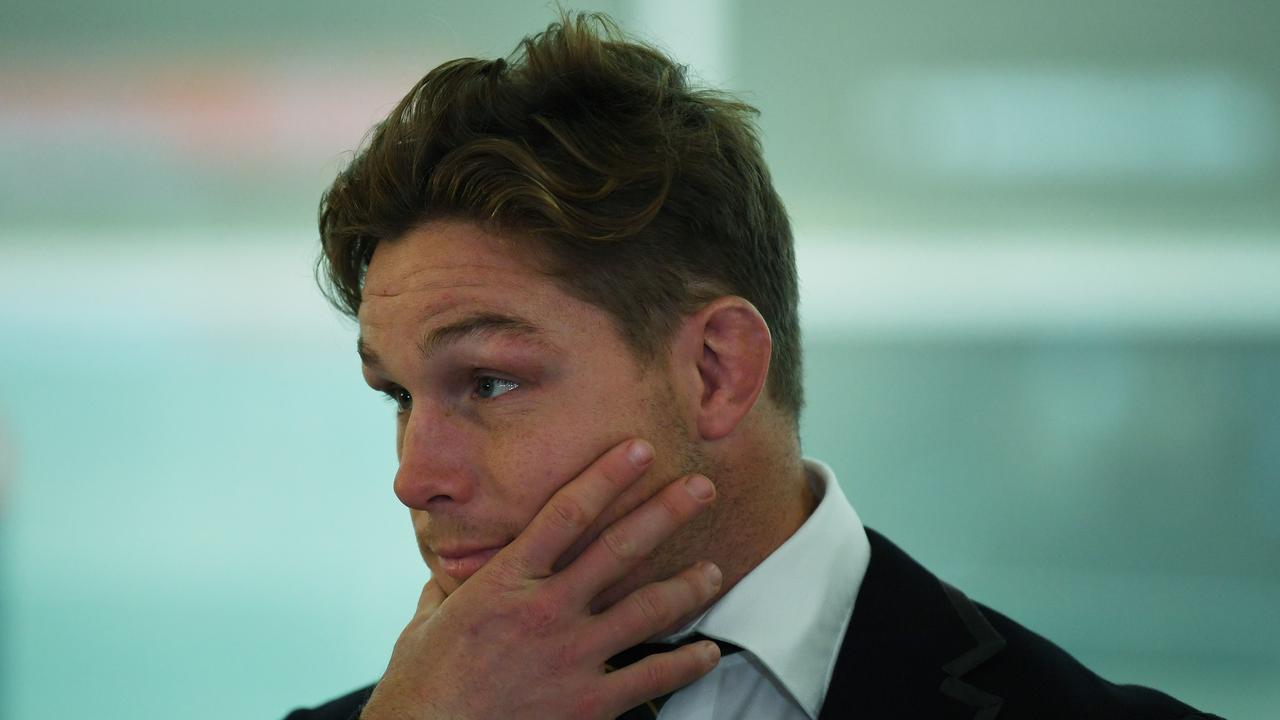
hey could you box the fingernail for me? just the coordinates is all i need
[703,562,722,587]
[627,440,653,467]
[685,475,714,500]
[701,640,720,663]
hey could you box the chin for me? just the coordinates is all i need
[423,557,459,596]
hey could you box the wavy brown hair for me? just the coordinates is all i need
[317,11,802,421]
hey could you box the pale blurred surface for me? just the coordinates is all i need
[1,2,1277,718]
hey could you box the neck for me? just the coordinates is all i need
[709,439,815,599]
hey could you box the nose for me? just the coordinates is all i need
[393,405,477,510]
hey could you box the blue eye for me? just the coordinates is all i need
[475,376,519,399]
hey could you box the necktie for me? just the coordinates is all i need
[606,635,743,719]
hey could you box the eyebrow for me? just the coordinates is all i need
[357,312,549,369]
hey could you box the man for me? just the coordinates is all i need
[287,12,1219,720]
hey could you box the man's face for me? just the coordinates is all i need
[358,220,705,600]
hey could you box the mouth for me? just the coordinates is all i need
[433,543,507,581]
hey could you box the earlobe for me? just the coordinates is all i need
[691,298,772,441]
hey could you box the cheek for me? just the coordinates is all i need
[491,421,658,538]
[533,375,670,485]
[490,432,586,513]
[485,411,629,519]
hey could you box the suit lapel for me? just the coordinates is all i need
[936,580,1007,719]
[818,529,1007,719]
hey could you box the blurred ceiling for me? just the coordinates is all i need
[1,0,1276,236]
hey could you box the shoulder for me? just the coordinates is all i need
[282,684,375,720]
[827,529,1221,720]
[967,592,1217,719]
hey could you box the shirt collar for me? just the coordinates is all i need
[670,458,871,718]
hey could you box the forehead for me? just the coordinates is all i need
[357,220,598,340]
[363,221,539,296]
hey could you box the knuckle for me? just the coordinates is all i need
[599,463,628,490]
[630,585,671,626]
[657,489,687,520]
[492,552,532,585]
[544,639,576,674]
[548,496,589,533]
[477,552,526,589]
[600,526,636,561]
[570,690,603,719]
[642,657,673,692]
[517,594,560,633]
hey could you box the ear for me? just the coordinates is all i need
[672,297,773,441]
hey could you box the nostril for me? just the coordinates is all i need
[393,447,475,508]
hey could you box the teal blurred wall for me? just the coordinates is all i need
[2,1,1277,718]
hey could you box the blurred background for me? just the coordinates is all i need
[1,1,1277,717]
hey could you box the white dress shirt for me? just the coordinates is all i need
[658,459,871,719]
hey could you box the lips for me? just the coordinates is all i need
[434,544,506,581]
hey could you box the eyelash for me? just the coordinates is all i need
[380,386,413,414]
[379,374,520,414]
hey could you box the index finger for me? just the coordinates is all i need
[415,577,446,616]
[504,438,654,577]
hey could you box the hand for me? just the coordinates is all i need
[360,438,724,720]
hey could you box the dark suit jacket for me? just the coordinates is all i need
[285,529,1221,719]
